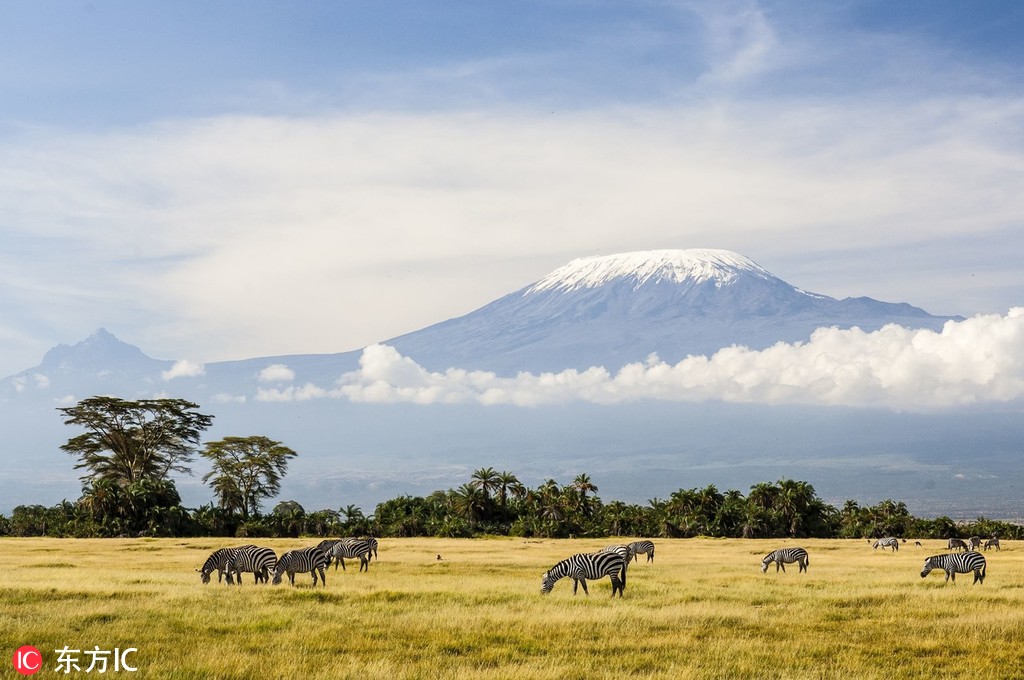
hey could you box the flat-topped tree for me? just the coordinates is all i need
[58,396,214,484]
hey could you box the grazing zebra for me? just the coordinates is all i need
[198,545,255,585]
[967,536,982,552]
[272,547,329,587]
[947,538,969,552]
[984,538,1001,551]
[872,537,900,552]
[326,538,372,572]
[227,545,277,585]
[628,540,656,563]
[761,547,809,574]
[541,552,626,597]
[921,552,986,584]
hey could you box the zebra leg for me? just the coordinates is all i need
[360,556,369,572]
[610,576,623,598]
[649,551,654,563]
[572,579,579,595]
[780,562,787,573]
[579,579,590,596]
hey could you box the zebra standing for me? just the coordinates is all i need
[272,546,329,587]
[327,538,373,572]
[967,536,982,552]
[227,545,277,585]
[598,545,633,583]
[947,538,969,552]
[984,538,1001,551]
[360,537,379,561]
[541,552,626,597]
[198,545,256,584]
[761,547,809,574]
[872,537,900,552]
[628,540,656,563]
[921,552,986,584]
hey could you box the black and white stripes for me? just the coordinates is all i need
[199,545,256,585]
[872,537,899,552]
[541,551,626,597]
[228,545,278,585]
[761,547,809,573]
[628,540,655,563]
[920,552,986,584]
[272,546,329,586]
[326,538,373,572]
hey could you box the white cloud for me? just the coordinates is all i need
[328,310,1024,412]
[161,359,206,380]
[258,363,296,382]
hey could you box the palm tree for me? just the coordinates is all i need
[496,471,524,513]
[470,467,500,502]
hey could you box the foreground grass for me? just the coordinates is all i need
[2,537,1022,679]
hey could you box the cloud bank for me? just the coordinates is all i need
[258,310,1024,412]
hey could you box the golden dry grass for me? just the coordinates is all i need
[2,536,1022,679]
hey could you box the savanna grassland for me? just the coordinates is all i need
[3,537,1023,679]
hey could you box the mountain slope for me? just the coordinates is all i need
[387,249,959,373]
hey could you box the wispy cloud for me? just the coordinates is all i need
[327,310,1024,411]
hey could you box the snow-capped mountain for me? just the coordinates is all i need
[3,248,960,396]
[386,248,959,373]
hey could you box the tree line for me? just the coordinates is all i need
[0,396,1020,541]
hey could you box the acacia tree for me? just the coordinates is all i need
[200,436,298,520]
[58,396,214,484]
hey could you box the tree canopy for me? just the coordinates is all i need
[58,396,214,485]
[200,435,298,520]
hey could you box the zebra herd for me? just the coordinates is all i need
[199,534,999,596]
[198,537,378,587]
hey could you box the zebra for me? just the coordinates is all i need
[227,545,277,585]
[628,540,656,563]
[326,538,372,572]
[360,537,379,561]
[761,547,809,574]
[598,544,633,582]
[272,546,329,587]
[198,545,256,585]
[921,552,986,584]
[984,538,1001,551]
[541,552,626,597]
[872,537,900,552]
[947,538,969,552]
[967,536,982,552]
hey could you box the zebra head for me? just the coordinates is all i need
[198,567,212,584]
[760,555,772,573]
[540,571,555,594]
[271,564,284,585]
[920,558,937,578]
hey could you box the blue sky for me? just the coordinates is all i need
[1,0,1022,378]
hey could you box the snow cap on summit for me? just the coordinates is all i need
[527,249,774,293]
